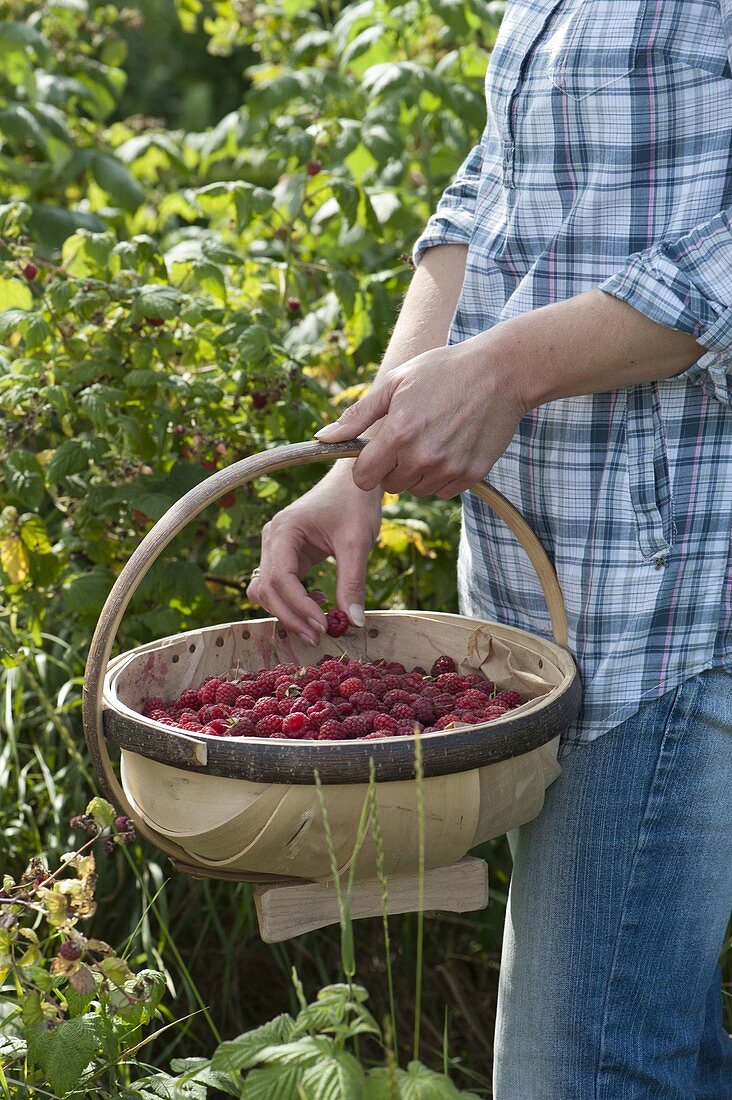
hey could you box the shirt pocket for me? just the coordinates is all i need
[547,0,648,102]
[624,383,675,564]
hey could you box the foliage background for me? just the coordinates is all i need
[0,0,728,1093]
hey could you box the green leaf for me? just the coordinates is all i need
[92,152,146,211]
[364,1062,479,1100]
[3,450,45,509]
[211,1014,295,1073]
[46,439,90,481]
[62,567,114,618]
[273,173,306,219]
[0,104,48,151]
[131,284,183,322]
[86,796,115,828]
[19,515,52,555]
[300,1051,366,1100]
[44,1015,103,1097]
[242,1064,304,1100]
[29,205,106,249]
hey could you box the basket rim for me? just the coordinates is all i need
[101,612,581,784]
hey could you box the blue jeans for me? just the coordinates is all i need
[494,669,732,1099]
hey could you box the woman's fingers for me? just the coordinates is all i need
[246,522,327,644]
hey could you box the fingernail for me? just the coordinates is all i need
[298,632,318,647]
[314,421,341,440]
[307,617,325,635]
[348,604,366,627]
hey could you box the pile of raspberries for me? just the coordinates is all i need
[140,654,524,741]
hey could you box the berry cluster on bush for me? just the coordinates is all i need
[140,654,524,741]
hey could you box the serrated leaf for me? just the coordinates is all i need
[211,1014,295,1073]
[242,1064,304,1100]
[3,450,45,509]
[46,439,90,481]
[19,515,52,554]
[300,1051,366,1100]
[44,1016,104,1097]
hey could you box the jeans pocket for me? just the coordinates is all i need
[624,383,676,564]
[548,0,648,102]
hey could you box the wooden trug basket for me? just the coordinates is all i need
[82,440,581,941]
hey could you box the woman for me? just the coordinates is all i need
[248,2,732,1095]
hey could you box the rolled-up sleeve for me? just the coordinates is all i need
[412,119,499,267]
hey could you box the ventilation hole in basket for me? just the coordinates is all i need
[277,628,287,639]
[215,637,224,648]
[538,659,544,669]
[171,654,179,664]
[189,644,196,653]
[368,629,379,638]
[242,630,251,640]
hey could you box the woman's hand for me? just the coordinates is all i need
[246,467,383,645]
[314,331,526,498]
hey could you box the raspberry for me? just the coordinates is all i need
[436,673,463,694]
[22,263,38,282]
[480,705,510,721]
[326,609,350,637]
[318,659,345,677]
[317,720,348,741]
[350,691,379,710]
[391,703,415,720]
[435,714,463,730]
[256,714,284,737]
[177,718,203,731]
[302,680,329,702]
[384,662,406,675]
[306,701,337,728]
[383,689,413,708]
[431,655,457,676]
[363,730,387,740]
[493,690,523,709]
[142,696,165,717]
[275,681,298,700]
[253,696,280,717]
[419,683,443,700]
[395,719,423,736]
[335,700,354,718]
[282,712,312,738]
[373,714,398,734]
[216,681,241,707]
[339,677,364,699]
[251,671,278,698]
[58,940,82,961]
[412,698,435,724]
[433,693,458,716]
[234,693,255,710]
[200,679,224,705]
[343,714,372,738]
[456,689,490,711]
[229,716,256,736]
[177,689,202,710]
[199,704,230,723]
[201,719,229,736]
[115,815,132,832]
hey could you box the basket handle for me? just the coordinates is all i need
[81,439,568,825]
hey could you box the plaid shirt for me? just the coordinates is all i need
[413,0,732,743]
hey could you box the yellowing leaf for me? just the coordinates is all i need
[0,277,32,311]
[0,534,29,583]
[332,382,369,406]
[378,519,436,558]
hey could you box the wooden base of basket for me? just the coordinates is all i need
[253,856,489,942]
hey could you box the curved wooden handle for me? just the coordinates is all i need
[81,439,568,831]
